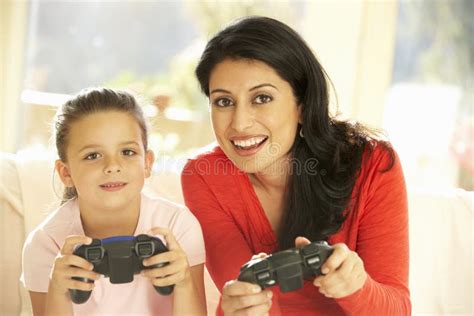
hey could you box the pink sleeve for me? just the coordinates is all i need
[335,148,411,315]
[21,228,60,292]
[171,206,206,267]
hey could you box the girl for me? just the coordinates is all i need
[22,88,207,316]
[181,16,410,315]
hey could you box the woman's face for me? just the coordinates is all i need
[209,58,301,174]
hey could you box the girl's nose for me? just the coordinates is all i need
[104,158,121,174]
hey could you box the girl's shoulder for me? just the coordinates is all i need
[25,199,81,244]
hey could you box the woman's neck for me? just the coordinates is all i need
[78,197,141,239]
[249,156,290,194]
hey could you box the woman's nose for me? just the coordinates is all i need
[231,104,254,132]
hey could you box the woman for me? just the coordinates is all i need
[182,16,410,315]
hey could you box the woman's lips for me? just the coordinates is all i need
[230,136,268,157]
[99,182,127,192]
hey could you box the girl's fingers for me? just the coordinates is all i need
[60,254,95,271]
[142,259,186,279]
[142,249,183,267]
[62,266,101,281]
[150,271,186,287]
[66,278,96,291]
[148,227,180,251]
[60,235,92,255]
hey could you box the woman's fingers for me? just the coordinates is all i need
[221,280,272,315]
[320,243,349,274]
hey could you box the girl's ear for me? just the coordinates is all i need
[144,149,155,178]
[55,159,74,187]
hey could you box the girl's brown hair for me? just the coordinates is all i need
[54,87,149,202]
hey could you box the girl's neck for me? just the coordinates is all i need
[78,196,141,239]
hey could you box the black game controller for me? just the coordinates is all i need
[238,241,334,293]
[69,234,174,304]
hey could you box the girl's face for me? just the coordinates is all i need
[56,111,154,211]
[209,58,301,174]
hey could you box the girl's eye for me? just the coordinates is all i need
[122,149,136,156]
[213,97,234,107]
[254,94,272,104]
[85,152,101,160]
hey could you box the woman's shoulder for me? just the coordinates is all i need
[182,144,241,178]
[361,140,398,173]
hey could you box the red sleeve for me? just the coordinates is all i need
[181,159,254,291]
[181,159,283,315]
[335,147,411,315]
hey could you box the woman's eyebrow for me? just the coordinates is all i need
[210,83,279,95]
[210,88,231,95]
[249,83,278,91]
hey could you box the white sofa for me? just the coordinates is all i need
[1,148,473,315]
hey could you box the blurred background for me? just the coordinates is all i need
[1,0,473,191]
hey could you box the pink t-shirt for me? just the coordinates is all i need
[21,193,205,316]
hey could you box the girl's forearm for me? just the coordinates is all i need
[45,288,73,316]
[172,277,207,316]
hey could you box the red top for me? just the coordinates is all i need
[181,144,411,315]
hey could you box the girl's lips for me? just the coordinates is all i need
[99,182,127,192]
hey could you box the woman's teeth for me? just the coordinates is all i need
[232,136,267,149]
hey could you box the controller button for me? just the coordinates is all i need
[306,255,321,266]
[138,243,153,256]
[256,271,271,281]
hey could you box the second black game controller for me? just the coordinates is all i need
[238,241,334,293]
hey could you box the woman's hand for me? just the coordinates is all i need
[142,227,191,289]
[49,235,101,296]
[295,237,367,299]
[222,280,273,316]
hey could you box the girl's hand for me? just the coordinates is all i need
[221,280,273,316]
[295,237,367,299]
[142,227,191,289]
[49,235,101,296]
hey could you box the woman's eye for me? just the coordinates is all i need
[85,152,101,160]
[254,94,272,104]
[122,149,136,156]
[214,97,233,107]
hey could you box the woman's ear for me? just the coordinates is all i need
[55,159,74,187]
[144,149,155,178]
[298,103,303,124]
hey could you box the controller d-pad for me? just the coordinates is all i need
[135,242,154,257]
[85,247,103,262]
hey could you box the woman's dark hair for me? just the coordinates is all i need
[195,16,394,250]
[54,87,149,203]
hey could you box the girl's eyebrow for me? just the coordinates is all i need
[210,83,278,95]
[78,141,140,153]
